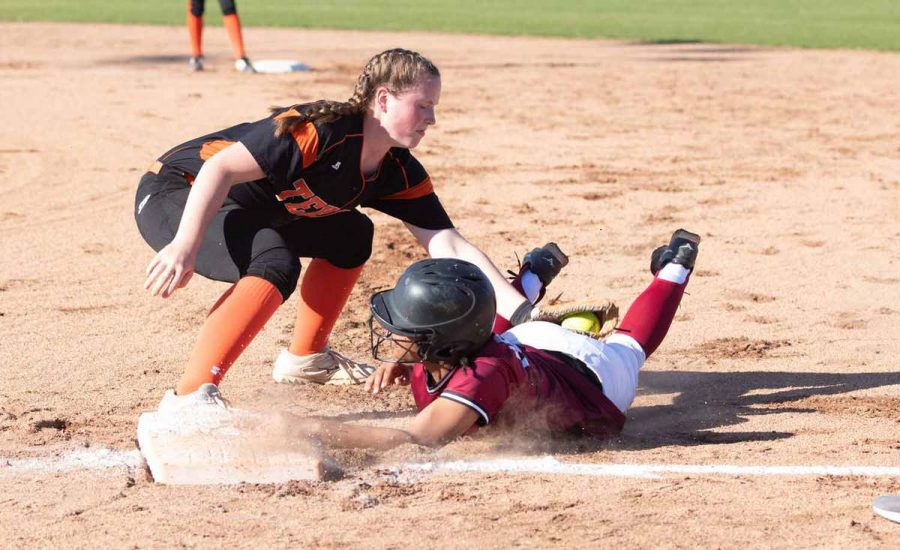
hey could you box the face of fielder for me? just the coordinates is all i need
[376,76,440,149]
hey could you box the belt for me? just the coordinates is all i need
[546,350,603,391]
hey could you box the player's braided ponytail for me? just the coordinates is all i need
[272,48,439,137]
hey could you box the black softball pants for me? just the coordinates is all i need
[189,0,238,17]
[134,166,374,301]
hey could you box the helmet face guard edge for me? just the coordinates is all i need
[369,290,433,365]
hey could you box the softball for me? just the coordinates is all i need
[560,311,601,333]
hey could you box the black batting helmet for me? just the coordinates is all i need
[369,258,496,366]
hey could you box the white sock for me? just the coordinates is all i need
[657,263,691,284]
[521,271,543,303]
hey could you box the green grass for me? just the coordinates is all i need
[3,1,900,51]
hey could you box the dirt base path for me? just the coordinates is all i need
[1,22,899,548]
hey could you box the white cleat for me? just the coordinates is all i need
[272,348,374,385]
[157,383,229,415]
[188,55,204,72]
[234,57,257,73]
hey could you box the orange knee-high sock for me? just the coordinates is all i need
[176,276,283,395]
[187,9,203,57]
[222,14,247,59]
[289,259,364,356]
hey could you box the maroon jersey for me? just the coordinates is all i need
[410,337,626,437]
[156,107,453,230]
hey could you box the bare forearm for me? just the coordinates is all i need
[172,162,234,247]
[311,419,414,451]
[282,401,477,451]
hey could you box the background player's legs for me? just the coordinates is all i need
[218,0,255,72]
[187,0,205,70]
[219,0,244,59]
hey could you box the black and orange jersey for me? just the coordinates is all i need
[156,107,453,230]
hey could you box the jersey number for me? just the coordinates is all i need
[276,178,343,217]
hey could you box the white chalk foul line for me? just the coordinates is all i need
[0,448,142,477]
[405,456,900,479]
[3,449,899,482]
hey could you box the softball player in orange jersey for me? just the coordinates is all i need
[136,49,540,409]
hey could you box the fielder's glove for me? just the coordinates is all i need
[532,300,619,338]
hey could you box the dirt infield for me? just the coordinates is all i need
[1,22,899,548]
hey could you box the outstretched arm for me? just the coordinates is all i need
[286,398,479,450]
[404,225,529,320]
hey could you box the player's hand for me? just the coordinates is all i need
[144,240,197,298]
[365,363,411,395]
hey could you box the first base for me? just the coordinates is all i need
[137,408,325,484]
[873,495,900,523]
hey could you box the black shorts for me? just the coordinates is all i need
[190,0,237,17]
[134,164,374,300]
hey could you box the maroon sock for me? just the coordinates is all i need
[614,276,687,358]
[493,314,512,334]
[492,271,526,333]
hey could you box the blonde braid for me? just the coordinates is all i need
[273,48,439,138]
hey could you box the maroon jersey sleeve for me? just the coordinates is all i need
[439,357,516,426]
[239,112,319,189]
[363,151,454,230]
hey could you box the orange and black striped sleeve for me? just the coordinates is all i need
[239,111,321,188]
[364,151,453,230]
